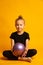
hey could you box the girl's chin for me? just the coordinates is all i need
[18,31,22,32]
[17,29,22,31]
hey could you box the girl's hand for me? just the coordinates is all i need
[21,50,27,57]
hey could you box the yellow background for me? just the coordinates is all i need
[0,0,43,65]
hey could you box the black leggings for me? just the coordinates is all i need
[3,49,37,60]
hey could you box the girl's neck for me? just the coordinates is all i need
[17,31,24,35]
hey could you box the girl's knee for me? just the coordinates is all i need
[3,51,7,56]
[32,49,37,55]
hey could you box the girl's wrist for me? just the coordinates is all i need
[25,48,28,52]
[24,49,28,54]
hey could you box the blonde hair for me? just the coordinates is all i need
[15,15,25,25]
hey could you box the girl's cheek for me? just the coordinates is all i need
[16,26,18,28]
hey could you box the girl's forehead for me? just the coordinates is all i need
[16,19,25,24]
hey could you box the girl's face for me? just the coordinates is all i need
[15,19,25,32]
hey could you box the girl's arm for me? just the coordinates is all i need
[21,39,29,57]
[10,39,15,52]
[25,39,29,51]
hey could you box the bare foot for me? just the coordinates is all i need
[18,57,32,62]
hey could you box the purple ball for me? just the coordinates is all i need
[13,43,25,56]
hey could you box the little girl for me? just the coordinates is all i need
[3,16,37,62]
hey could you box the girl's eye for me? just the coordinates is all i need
[16,24,22,26]
[16,24,19,26]
[20,24,22,26]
